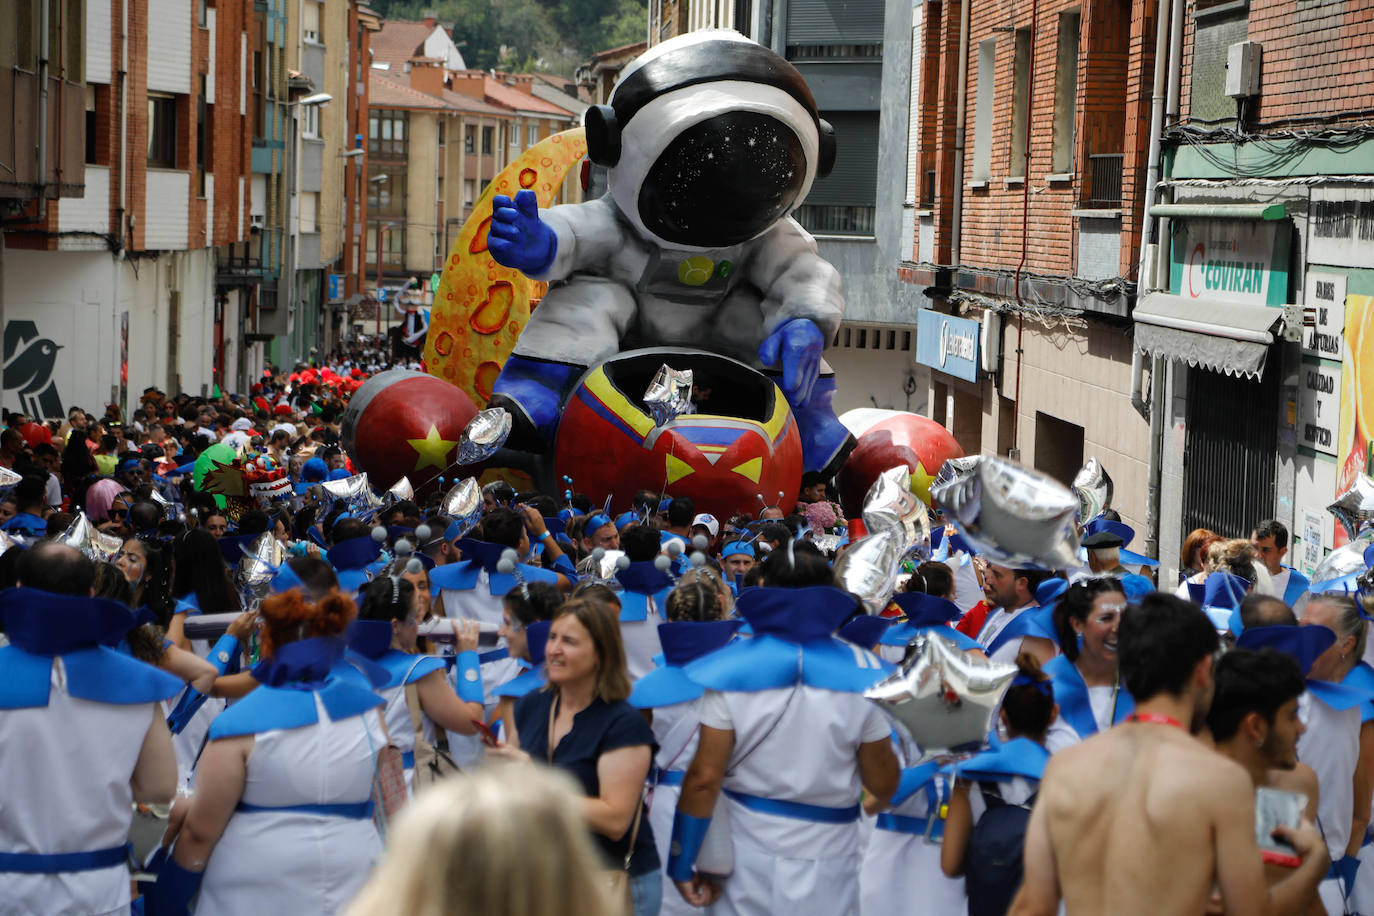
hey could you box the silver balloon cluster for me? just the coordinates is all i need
[58,512,123,563]
[0,466,20,496]
[864,631,1018,761]
[439,477,482,537]
[316,472,387,522]
[1309,529,1374,591]
[1328,476,1374,542]
[456,408,513,466]
[577,547,631,588]
[643,364,694,427]
[236,533,285,611]
[932,456,980,494]
[931,455,1081,570]
[1072,457,1114,525]
[834,466,930,614]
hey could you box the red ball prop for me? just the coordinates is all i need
[341,369,478,498]
[837,411,964,519]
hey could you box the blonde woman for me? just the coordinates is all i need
[344,767,624,916]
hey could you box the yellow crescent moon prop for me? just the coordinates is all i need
[423,127,588,407]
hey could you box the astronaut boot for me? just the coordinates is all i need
[489,354,585,452]
[778,373,856,480]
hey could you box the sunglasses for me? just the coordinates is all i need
[107,508,129,520]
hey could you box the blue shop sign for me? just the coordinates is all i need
[327,273,344,302]
[915,309,981,382]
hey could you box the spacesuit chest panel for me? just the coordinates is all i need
[637,245,747,306]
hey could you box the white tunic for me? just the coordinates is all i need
[621,603,666,684]
[650,700,706,916]
[0,659,159,916]
[978,604,1035,665]
[695,685,890,915]
[439,577,522,767]
[1298,690,1360,916]
[194,699,384,916]
[859,771,966,916]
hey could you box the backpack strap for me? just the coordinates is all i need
[979,780,1007,809]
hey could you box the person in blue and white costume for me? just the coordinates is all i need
[1252,519,1312,609]
[1247,598,1374,916]
[666,546,900,914]
[616,523,677,682]
[856,591,977,916]
[930,525,983,613]
[629,618,742,916]
[0,543,181,916]
[719,540,756,596]
[938,655,1055,916]
[325,530,386,593]
[1081,517,1162,579]
[874,589,983,666]
[152,588,387,916]
[430,506,570,766]
[348,575,485,792]
[976,564,1058,666]
[491,581,565,741]
[1044,578,1134,752]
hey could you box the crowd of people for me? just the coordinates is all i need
[0,350,1371,916]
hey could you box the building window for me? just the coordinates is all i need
[368,109,407,158]
[528,123,539,146]
[85,83,99,165]
[464,179,476,207]
[481,125,494,155]
[785,0,883,57]
[147,93,178,168]
[465,126,475,153]
[366,220,405,270]
[972,39,996,181]
[1052,11,1080,174]
[794,110,878,237]
[1009,28,1031,177]
[303,0,321,42]
[300,191,318,232]
[511,120,522,150]
[197,77,208,195]
[367,170,406,216]
[301,103,319,139]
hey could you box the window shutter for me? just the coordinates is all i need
[803,112,879,207]
[786,0,885,45]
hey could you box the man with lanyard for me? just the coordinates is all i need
[1011,593,1329,915]
[719,540,756,595]
[1253,520,1311,609]
[976,564,1057,665]
[0,543,182,915]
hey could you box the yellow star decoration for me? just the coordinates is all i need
[407,424,458,472]
[909,460,938,507]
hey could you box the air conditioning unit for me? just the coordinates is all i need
[1226,41,1261,98]
[249,213,266,233]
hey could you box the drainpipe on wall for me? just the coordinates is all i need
[949,0,972,269]
[35,0,50,227]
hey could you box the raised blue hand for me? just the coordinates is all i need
[488,189,557,275]
[758,318,824,405]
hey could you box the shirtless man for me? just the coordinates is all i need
[1206,646,1324,915]
[1010,593,1328,916]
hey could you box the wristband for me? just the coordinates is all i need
[666,811,712,882]
[453,650,484,703]
[208,634,240,675]
[148,849,204,915]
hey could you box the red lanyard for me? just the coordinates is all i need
[1127,712,1185,730]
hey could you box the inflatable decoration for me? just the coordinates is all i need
[554,350,802,521]
[424,129,589,406]
[475,29,853,482]
[837,409,964,519]
[341,368,479,497]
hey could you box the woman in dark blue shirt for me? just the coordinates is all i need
[498,596,662,916]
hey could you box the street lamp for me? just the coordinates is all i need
[376,221,396,344]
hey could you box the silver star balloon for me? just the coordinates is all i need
[58,512,123,563]
[386,476,415,503]
[236,533,286,611]
[863,465,928,543]
[864,631,1018,760]
[643,364,694,427]
[933,456,980,492]
[1309,529,1374,591]
[835,465,931,615]
[439,477,482,536]
[456,408,513,465]
[931,455,1081,570]
[1328,476,1374,541]
[316,472,387,522]
[1072,457,1114,525]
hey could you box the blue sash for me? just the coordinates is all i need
[0,844,129,873]
[875,812,941,838]
[982,608,1042,658]
[401,750,415,768]
[723,789,860,824]
[655,769,686,787]
[1044,655,1133,739]
[235,800,373,819]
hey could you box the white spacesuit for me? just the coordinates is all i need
[488,29,854,475]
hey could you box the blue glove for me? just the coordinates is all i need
[758,318,824,405]
[488,189,557,275]
[1336,853,1361,889]
[453,650,484,704]
[147,852,203,915]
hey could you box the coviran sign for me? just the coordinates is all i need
[1169,218,1290,307]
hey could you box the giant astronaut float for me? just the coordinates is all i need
[486,30,854,476]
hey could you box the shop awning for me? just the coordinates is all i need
[1133,293,1283,379]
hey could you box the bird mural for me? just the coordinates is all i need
[3,321,64,420]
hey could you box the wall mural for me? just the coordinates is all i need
[3,320,64,420]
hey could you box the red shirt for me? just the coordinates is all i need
[956,600,994,639]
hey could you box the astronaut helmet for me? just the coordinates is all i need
[583,30,835,252]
